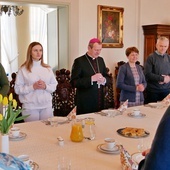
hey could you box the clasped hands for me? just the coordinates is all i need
[159,75,170,84]
[136,84,145,92]
[91,73,105,84]
[33,79,46,90]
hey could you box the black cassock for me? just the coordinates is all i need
[70,53,110,114]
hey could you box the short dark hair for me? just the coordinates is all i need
[125,47,139,56]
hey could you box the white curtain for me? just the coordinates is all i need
[1,14,18,76]
[1,6,50,76]
[30,7,47,63]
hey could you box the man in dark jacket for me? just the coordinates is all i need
[144,36,170,103]
[0,63,10,113]
[0,63,9,97]
[138,106,170,170]
[70,38,110,114]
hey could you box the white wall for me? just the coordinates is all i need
[140,0,170,25]
[139,0,170,66]
[78,0,140,75]
[16,6,30,67]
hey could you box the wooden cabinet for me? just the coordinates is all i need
[142,24,170,63]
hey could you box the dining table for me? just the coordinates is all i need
[3,104,168,170]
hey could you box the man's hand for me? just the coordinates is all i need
[142,149,150,156]
[163,75,170,84]
[91,73,104,82]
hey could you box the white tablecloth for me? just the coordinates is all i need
[2,105,167,170]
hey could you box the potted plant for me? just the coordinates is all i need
[0,93,29,153]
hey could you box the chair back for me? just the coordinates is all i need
[52,68,76,116]
[103,67,114,109]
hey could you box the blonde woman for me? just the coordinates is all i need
[15,42,57,122]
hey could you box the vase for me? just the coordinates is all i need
[1,134,9,154]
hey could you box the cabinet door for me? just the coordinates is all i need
[144,35,156,63]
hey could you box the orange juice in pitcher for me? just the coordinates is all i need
[70,120,83,142]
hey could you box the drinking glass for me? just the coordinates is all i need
[137,139,150,152]
[83,117,95,140]
[57,157,71,170]
[137,139,144,152]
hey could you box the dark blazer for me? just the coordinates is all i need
[116,63,147,102]
[70,54,110,114]
[139,106,170,170]
[0,63,10,97]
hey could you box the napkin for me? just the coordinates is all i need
[67,106,76,120]
[118,100,128,113]
[120,145,138,170]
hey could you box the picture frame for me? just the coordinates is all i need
[97,5,124,48]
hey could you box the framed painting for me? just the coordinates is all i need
[97,5,124,48]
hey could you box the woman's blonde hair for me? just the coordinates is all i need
[21,42,50,72]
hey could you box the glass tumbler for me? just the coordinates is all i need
[83,117,95,140]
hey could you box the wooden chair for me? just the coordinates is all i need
[115,61,126,108]
[103,67,115,109]
[8,72,23,123]
[52,68,76,117]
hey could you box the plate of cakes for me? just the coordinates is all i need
[117,127,150,138]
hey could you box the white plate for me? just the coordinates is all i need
[101,109,119,116]
[57,117,68,123]
[97,144,120,154]
[100,144,119,152]
[127,113,146,118]
[9,132,27,141]
[131,152,145,164]
[148,102,165,108]
[48,117,68,124]
[148,102,158,107]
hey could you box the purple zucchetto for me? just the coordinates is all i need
[89,38,101,44]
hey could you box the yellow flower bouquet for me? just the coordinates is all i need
[0,93,29,135]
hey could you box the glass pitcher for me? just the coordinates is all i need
[83,117,95,140]
[70,119,83,142]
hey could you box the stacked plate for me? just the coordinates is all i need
[9,132,27,141]
[97,144,120,154]
[48,117,69,126]
[127,112,146,118]
[147,102,166,109]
